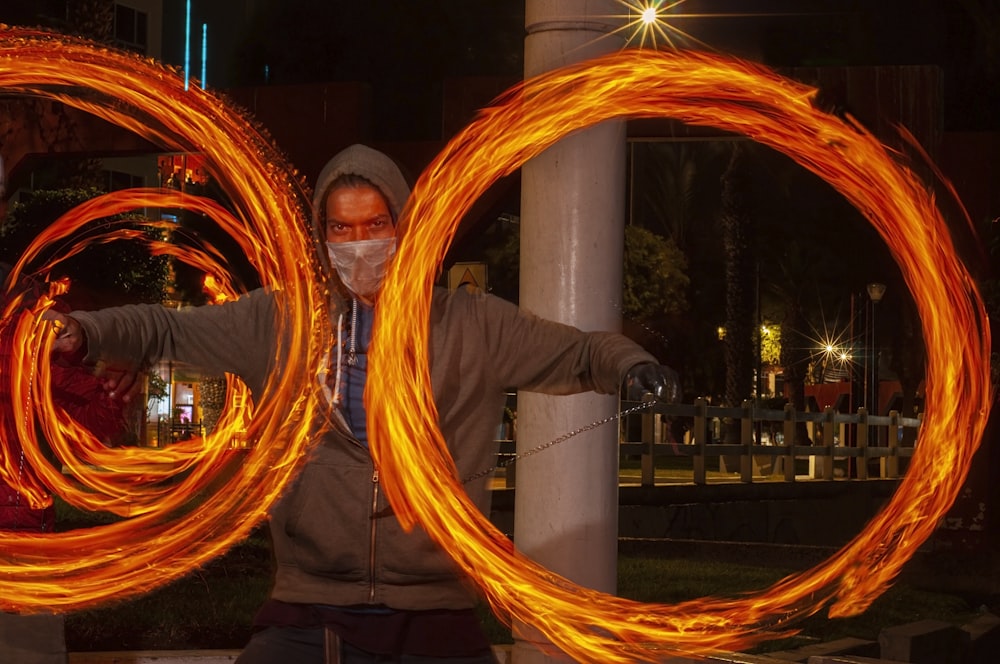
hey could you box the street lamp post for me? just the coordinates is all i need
[866,282,887,431]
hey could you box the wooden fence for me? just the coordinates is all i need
[496,397,922,487]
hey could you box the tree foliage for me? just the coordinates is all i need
[621,225,689,321]
[759,325,782,368]
[481,219,520,304]
[481,221,690,326]
[0,188,168,306]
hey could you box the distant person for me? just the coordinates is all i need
[1,262,138,664]
[47,144,679,663]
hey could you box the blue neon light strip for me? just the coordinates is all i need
[201,23,208,88]
[184,0,191,90]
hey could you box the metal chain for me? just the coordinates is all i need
[609,297,671,351]
[461,400,656,484]
[11,312,40,530]
[12,441,27,529]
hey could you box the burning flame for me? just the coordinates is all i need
[368,48,992,660]
[1,26,991,661]
[1,26,328,612]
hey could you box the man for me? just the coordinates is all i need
[49,144,678,663]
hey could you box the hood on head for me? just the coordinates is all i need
[310,145,412,301]
[311,144,411,237]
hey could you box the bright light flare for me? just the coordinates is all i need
[615,0,688,49]
[797,305,858,379]
[610,0,830,52]
[1,26,328,611]
[369,48,992,660]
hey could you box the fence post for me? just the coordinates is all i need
[693,397,708,485]
[822,406,835,480]
[640,403,660,487]
[740,400,753,483]
[884,410,900,479]
[782,403,796,482]
[857,407,869,480]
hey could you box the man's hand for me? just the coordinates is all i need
[626,362,681,403]
[43,310,140,403]
[96,364,142,404]
[43,310,85,356]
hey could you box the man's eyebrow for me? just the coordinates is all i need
[324,213,392,224]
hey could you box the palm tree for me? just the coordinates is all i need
[719,146,754,387]
[720,143,756,441]
[628,140,730,399]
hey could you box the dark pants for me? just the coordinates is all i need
[235,626,499,664]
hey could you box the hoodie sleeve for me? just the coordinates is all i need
[435,289,657,396]
[71,288,278,398]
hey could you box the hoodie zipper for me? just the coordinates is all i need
[368,466,380,603]
[347,298,358,367]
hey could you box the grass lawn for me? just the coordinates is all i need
[615,555,980,654]
[59,519,984,654]
[62,527,273,651]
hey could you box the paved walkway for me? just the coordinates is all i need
[67,647,515,664]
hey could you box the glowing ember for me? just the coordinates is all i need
[368,48,992,660]
[1,27,328,611]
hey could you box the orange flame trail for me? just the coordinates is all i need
[1,27,992,660]
[1,27,329,611]
[368,48,992,660]
[9,191,260,516]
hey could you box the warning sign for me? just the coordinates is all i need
[447,262,488,293]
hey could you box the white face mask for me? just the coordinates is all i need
[325,237,396,299]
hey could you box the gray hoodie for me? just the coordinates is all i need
[72,144,657,610]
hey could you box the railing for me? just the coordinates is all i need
[496,397,922,488]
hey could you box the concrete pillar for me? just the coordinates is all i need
[513,1,626,661]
